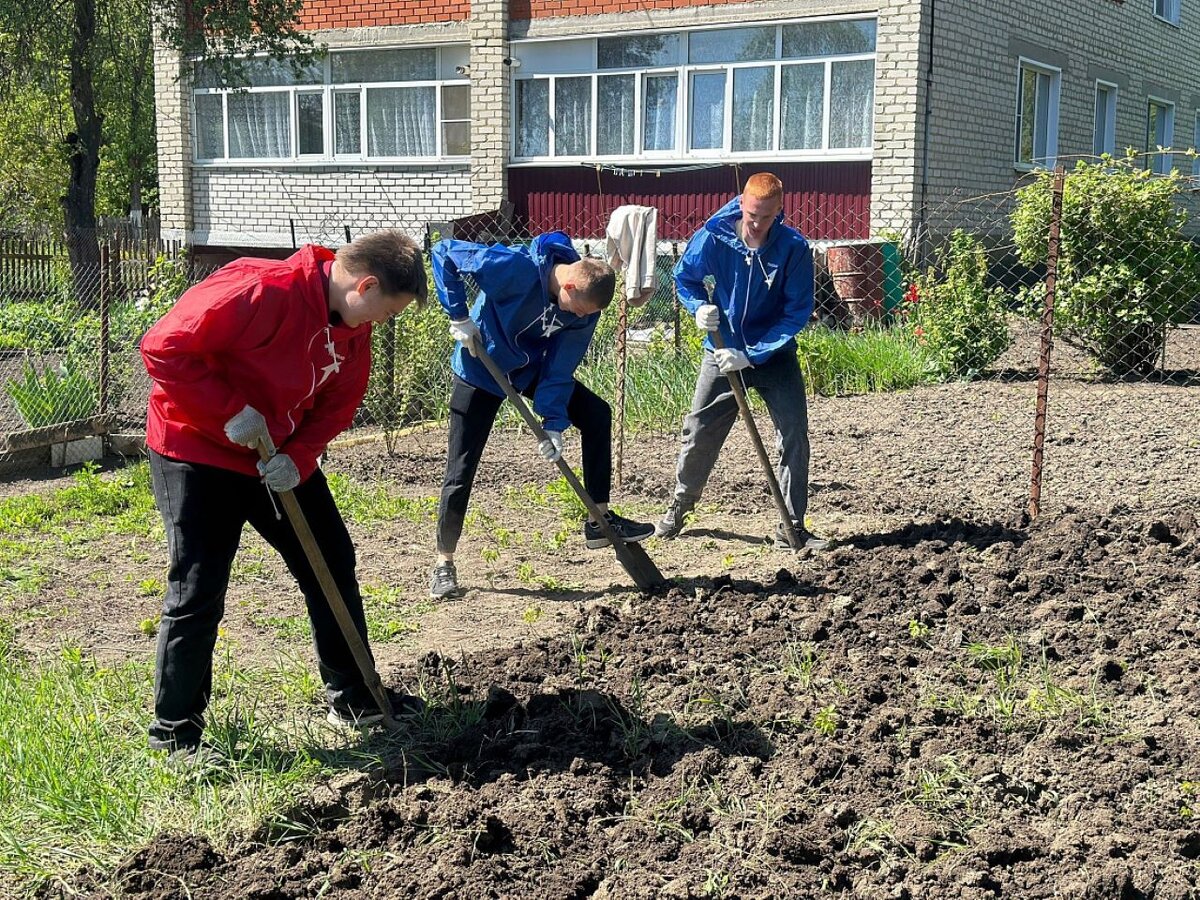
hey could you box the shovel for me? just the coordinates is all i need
[472,345,665,594]
[707,328,802,551]
[256,437,402,731]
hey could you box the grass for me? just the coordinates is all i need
[0,636,334,891]
[796,324,936,396]
[0,463,157,538]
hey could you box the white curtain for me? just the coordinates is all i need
[690,72,725,151]
[227,91,291,158]
[642,74,677,152]
[829,59,874,149]
[598,75,635,155]
[334,91,361,155]
[554,77,591,156]
[733,67,774,152]
[780,63,824,150]
[516,80,550,157]
[367,87,436,157]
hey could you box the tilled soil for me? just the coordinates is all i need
[11,373,1200,899]
[51,506,1200,899]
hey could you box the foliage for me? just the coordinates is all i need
[363,270,455,444]
[1012,156,1200,376]
[907,230,1012,378]
[4,361,97,428]
[795,324,935,395]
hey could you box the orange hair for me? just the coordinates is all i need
[743,172,783,201]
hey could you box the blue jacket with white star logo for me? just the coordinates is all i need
[675,196,815,365]
[432,232,597,434]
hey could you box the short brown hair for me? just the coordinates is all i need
[337,230,428,307]
[572,258,617,310]
[744,172,784,202]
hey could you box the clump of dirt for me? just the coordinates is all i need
[49,507,1200,899]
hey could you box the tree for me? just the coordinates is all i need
[0,0,314,304]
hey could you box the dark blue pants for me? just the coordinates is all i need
[436,376,612,555]
[148,450,373,750]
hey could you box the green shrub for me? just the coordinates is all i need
[1012,156,1199,376]
[0,301,77,352]
[796,324,935,395]
[908,231,1012,378]
[4,361,98,428]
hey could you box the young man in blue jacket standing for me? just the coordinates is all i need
[655,173,827,550]
[429,231,654,598]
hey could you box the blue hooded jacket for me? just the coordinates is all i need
[674,196,815,364]
[432,232,597,433]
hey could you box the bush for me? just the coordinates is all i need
[908,231,1012,378]
[4,361,97,428]
[1011,156,1200,376]
[796,324,935,395]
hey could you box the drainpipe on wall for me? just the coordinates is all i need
[917,0,936,252]
[470,0,510,214]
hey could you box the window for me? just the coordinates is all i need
[1194,112,1200,177]
[1154,0,1181,25]
[1093,81,1117,157]
[1014,60,1060,168]
[511,17,876,162]
[192,46,470,163]
[1146,98,1175,174]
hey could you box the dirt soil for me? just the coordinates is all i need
[9,375,1200,899]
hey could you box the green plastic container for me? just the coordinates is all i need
[881,241,903,315]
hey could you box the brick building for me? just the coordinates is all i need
[153,0,1199,256]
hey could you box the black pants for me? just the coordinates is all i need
[436,376,612,554]
[148,450,373,749]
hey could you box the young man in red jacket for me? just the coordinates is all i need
[140,229,427,754]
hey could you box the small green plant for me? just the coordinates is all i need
[1180,781,1196,819]
[522,605,544,625]
[137,578,163,598]
[908,619,931,642]
[4,361,98,428]
[813,704,839,736]
[137,616,159,637]
[907,230,1012,378]
[779,642,818,687]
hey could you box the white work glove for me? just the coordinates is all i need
[224,404,269,449]
[714,348,752,374]
[537,430,564,462]
[257,453,300,492]
[449,318,481,357]
[695,304,721,332]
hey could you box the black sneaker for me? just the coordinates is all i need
[584,511,655,549]
[429,561,463,599]
[654,497,695,539]
[774,523,829,551]
[327,688,426,728]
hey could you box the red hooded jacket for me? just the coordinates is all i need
[141,246,372,481]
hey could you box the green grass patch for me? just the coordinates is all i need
[326,474,437,527]
[0,636,336,892]
[796,324,936,396]
[0,463,156,538]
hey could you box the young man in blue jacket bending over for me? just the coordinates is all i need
[655,172,827,550]
[429,231,654,598]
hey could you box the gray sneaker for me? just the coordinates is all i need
[774,523,829,551]
[654,497,695,539]
[429,562,463,599]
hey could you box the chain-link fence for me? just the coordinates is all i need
[3,159,1198,521]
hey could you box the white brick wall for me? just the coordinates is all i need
[192,166,471,247]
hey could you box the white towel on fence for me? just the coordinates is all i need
[605,205,659,305]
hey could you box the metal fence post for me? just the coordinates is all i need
[99,241,111,416]
[1029,166,1065,519]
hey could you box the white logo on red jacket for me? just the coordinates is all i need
[318,328,343,386]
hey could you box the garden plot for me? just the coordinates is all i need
[2,377,1198,898]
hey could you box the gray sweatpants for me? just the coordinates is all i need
[673,348,811,524]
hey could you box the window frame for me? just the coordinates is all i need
[191,46,471,166]
[1093,80,1118,158]
[1145,96,1176,175]
[1013,57,1061,170]
[509,16,876,166]
[1153,0,1181,26]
